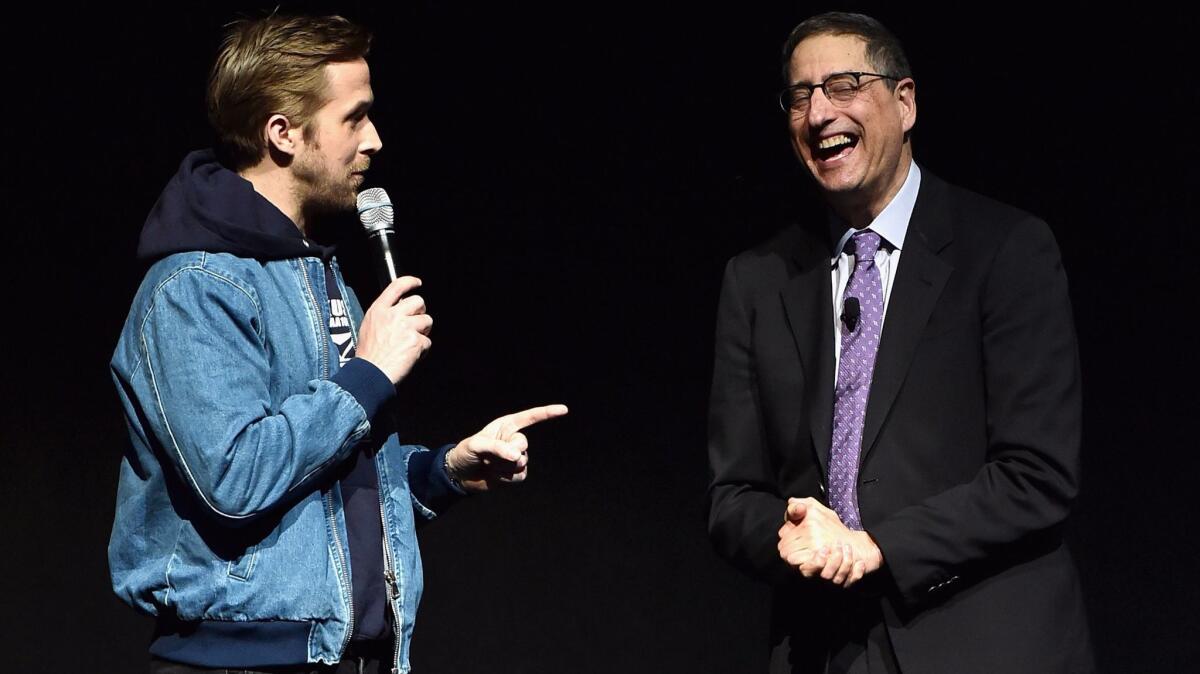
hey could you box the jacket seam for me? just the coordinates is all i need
[140,264,269,521]
[138,260,265,340]
[164,520,184,607]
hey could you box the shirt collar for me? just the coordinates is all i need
[829,160,922,262]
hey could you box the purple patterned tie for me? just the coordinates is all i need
[829,230,884,531]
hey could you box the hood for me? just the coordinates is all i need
[137,149,335,262]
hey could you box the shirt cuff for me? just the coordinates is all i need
[408,444,468,514]
[330,358,395,421]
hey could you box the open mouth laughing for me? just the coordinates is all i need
[813,132,858,162]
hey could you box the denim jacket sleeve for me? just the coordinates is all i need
[138,264,373,524]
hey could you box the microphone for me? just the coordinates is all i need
[357,188,400,289]
[841,296,860,332]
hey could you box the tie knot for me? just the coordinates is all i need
[847,230,882,260]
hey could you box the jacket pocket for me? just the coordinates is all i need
[227,544,258,581]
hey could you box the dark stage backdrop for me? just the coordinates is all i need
[4,3,1196,672]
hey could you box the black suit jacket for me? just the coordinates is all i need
[707,170,1093,672]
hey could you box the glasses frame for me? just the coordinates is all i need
[778,71,902,114]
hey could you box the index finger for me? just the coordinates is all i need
[503,404,569,432]
[376,276,422,306]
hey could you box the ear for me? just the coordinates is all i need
[895,78,917,134]
[264,113,302,157]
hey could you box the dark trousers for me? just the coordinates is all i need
[769,593,902,674]
[827,598,901,674]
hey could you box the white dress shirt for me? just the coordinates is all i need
[831,161,922,380]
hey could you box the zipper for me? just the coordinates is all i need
[324,486,356,658]
[336,260,401,672]
[297,259,330,379]
[306,259,350,655]
[377,457,403,673]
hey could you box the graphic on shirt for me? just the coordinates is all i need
[329,297,355,366]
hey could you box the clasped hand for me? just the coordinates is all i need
[777,497,883,588]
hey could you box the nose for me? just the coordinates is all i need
[361,118,383,155]
[805,86,837,127]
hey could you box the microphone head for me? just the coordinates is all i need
[357,187,394,235]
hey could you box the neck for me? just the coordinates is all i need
[239,163,307,234]
[828,147,912,230]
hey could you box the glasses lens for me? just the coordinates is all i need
[782,87,811,112]
[824,75,859,103]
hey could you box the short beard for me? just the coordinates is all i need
[292,152,357,219]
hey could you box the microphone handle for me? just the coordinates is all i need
[368,229,401,289]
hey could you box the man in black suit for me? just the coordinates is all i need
[707,12,1092,672]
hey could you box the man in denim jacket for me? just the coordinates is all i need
[109,14,566,674]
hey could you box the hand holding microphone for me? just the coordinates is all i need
[355,275,431,385]
[354,188,431,384]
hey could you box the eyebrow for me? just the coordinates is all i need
[344,99,373,121]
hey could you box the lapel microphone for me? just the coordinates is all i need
[842,296,861,332]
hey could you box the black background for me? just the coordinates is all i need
[4,2,1198,672]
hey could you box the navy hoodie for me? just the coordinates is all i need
[139,150,460,659]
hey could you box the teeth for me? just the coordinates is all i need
[818,134,853,150]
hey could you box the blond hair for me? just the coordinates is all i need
[207,14,371,170]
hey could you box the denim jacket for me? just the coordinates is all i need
[110,249,440,674]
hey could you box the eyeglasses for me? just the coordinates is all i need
[778,71,901,114]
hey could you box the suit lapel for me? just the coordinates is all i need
[780,232,836,477]
[861,174,954,461]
